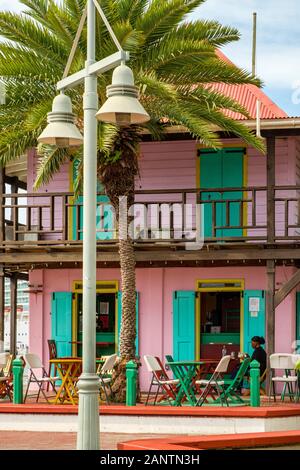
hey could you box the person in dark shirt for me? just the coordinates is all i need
[230,335,267,393]
[250,336,267,376]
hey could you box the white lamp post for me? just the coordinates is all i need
[38,0,149,450]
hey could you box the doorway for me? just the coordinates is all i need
[72,280,118,357]
[200,291,241,360]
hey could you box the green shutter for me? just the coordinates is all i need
[51,292,72,357]
[243,290,266,355]
[72,159,114,240]
[199,148,244,238]
[117,292,139,355]
[173,291,195,361]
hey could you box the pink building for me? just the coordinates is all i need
[2,71,300,392]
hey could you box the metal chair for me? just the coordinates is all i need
[268,353,299,402]
[196,355,231,406]
[97,353,117,404]
[47,339,58,391]
[144,355,179,405]
[24,353,59,403]
[0,353,13,401]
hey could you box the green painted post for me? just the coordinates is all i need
[13,357,23,404]
[126,360,137,406]
[250,359,260,407]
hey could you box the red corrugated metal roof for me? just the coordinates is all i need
[214,50,288,120]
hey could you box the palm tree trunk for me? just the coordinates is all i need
[111,238,137,402]
[98,130,140,402]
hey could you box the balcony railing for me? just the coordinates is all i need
[1,185,299,246]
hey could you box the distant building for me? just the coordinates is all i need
[4,278,29,353]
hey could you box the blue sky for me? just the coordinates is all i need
[1,0,300,116]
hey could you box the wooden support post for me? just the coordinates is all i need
[10,273,17,356]
[267,136,275,243]
[266,259,276,357]
[11,177,18,242]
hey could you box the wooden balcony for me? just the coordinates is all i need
[1,186,300,269]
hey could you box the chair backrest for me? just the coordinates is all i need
[215,355,231,373]
[270,353,296,370]
[226,357,251,392]
[101,353,117,374]
[0,353,10,369]
[165,355,174,364]
[47,340,57,360]
[3,354,13,376]
[144,355,161,373]
[25,353,44,370]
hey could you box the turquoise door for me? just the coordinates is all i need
[72,159,114,240]
[51,292,72,357]
[199,148,244,238]
[243,290,266,356]
[117,292,139,355]
[173,291,195,361]
[296,293,300,353]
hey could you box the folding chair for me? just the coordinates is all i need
[47,339,58,392]
[24,353,59,403]
[220,357,251,404]
[97,353,117,404]
[0,353,13,401]
[268,353,299,402]
[144,355,179,405]
[196,355,231,406]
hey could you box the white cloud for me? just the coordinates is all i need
[191,0,300,115]
[0,0,23,13]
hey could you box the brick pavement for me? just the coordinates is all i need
[0,431,173,450]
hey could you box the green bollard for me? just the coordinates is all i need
[126,360,137,406]
[13,357,24,404]
[250,359,260,407]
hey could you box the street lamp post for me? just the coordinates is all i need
[38,0,149,450]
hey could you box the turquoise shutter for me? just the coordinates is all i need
[117,292,139,355]
[243,290,266,355]
[222,148,244,238]
[72,159,114,240]
[173,291,195,361]
[200,150,222,238]
[51,292,72,357]
[199,148,244,238]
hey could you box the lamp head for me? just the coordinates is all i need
[38,93,83,147]
[96,64,150,126]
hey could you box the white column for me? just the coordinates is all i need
[77,0,100,450]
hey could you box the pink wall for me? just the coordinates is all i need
[29,266,297,391]
[27,137,299,240]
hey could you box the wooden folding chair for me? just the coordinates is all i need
[0,353,13,401]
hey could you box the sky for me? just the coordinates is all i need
[1,0,299,116]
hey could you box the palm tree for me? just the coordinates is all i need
[0,0,264,401]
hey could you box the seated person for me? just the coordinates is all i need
[231,335,267,393]
[248,336,267,377]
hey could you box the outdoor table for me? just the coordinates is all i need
[50,357,105,405]
[166,360,206,406]
[50,358,82,405]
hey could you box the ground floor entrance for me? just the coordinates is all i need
[200,290,241,360]
[50,281,139,358]
[173,279,266,362]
